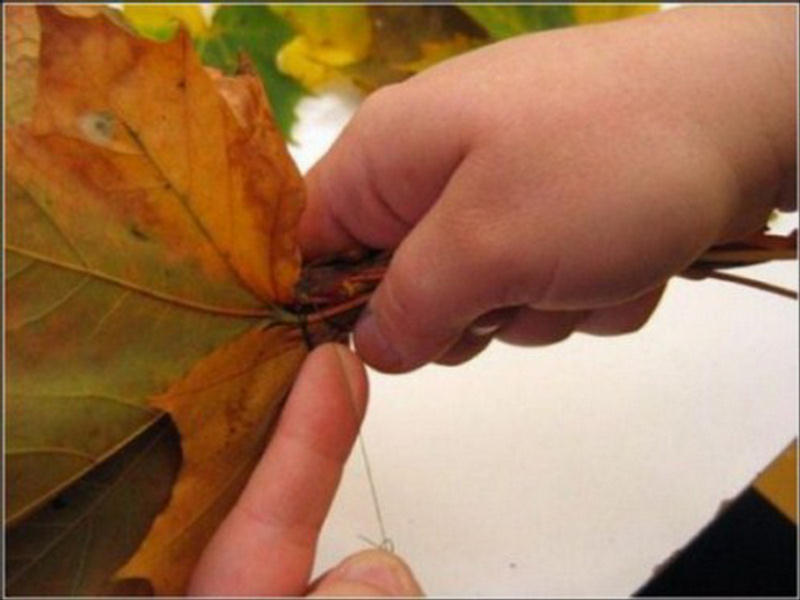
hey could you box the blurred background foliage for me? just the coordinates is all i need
[121,4,659,137]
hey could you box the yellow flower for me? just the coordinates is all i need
[573,4,660,25]
[271,6,372,89]
[122,5,210,41]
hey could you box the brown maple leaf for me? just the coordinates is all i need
[4,7,368,596]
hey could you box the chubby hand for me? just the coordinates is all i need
[188,344,423,597]
[300,6,796,373]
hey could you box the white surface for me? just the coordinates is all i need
[288,82,364,174]
[289,90,799,597]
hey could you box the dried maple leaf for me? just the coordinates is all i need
[4,6,356,596]
[6,416,182,596]
[116,325,307,594]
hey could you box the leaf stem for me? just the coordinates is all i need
[303,293,372,325]
[694,248,797,264]
[683,268,798,300]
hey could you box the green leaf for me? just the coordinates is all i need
[459,5,575,40]
[199,6,305,139]
[6,416,181,596]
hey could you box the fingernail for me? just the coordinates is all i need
[332,344,363,411]
[354,308,404,371]
[334,550,422,596]
[469,307,516,337]
[469,323,502,337]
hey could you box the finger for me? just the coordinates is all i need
[352,162,563,372]
[434,330,494,366]
[496,307,587,346]
[308,549,423,597]
[434,307,520,366]
[187,344,368,597]
[299,81,473,260]
[576,285,666,335]
[469,306,520,336]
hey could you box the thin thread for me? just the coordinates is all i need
[340,353,394,553]
[356,432,394,552]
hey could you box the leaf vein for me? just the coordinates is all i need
[161,330,302,398]
[23,177,91,267]
[5,245,276,319]
[7,392,158,413]
[5,256,36,281]
[85,289,132,341]
[6,417,173,587]
[118,84,260,301]
[70,515,94,595]
[6,446,96,462]
[7,275,92,332]
[6,412,164,527]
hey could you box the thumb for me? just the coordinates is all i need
[308,550,423,597]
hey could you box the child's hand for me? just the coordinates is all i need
[300,6,796,373]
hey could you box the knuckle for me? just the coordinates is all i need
[370,254,463,368]
[445,207,556,309]
[618,306,657,333]
[375,265,427,344]
[351,84,403,143]
[497,309,579,347]
[579,301,657,336]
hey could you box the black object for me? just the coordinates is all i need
[634,488,797,597]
